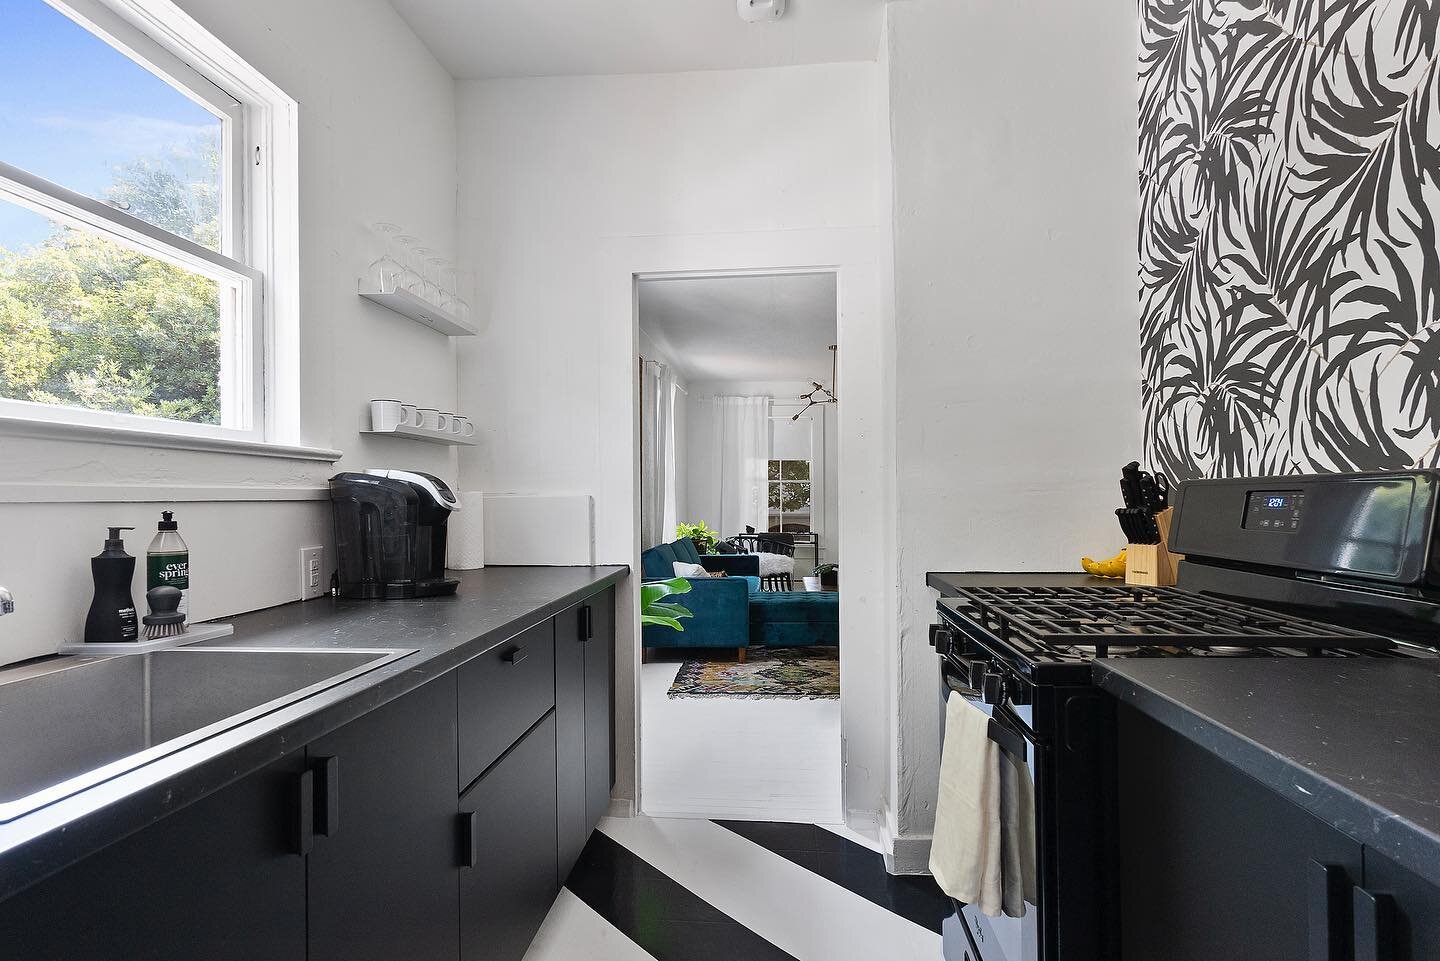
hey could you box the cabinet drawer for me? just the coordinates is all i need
[458,619,555,788]
[459,713,559,961]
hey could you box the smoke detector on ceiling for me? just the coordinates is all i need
[737,0,786,23]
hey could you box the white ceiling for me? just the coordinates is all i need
[389,0,885,80]
[639,272,836,383]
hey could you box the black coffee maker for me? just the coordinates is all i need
[329,469,460,599]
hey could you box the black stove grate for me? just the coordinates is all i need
[943,585,1394,657]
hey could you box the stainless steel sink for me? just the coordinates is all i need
[0,647,413,822]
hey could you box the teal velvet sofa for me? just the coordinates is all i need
[748,591,839,648]
[641,539,760,656]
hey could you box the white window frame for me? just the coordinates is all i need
[0,0,308,454]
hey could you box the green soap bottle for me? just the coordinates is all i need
[147,510,190,620]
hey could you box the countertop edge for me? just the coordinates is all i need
[0,565,627,903]
[1094,662,1440,889]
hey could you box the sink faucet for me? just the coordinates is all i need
[0,586,12,616]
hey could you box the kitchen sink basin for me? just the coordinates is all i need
[0,647,414,822]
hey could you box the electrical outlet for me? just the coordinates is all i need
[299,546,326,600]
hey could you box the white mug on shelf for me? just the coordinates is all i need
[454,416,475,439]
[370,399,406,432]
[399,403,419,428]
[447,414,464,436]
[417,408,442,431]
[435,411,454,433]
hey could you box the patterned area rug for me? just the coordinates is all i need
[667,647,839,700]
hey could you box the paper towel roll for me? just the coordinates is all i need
[447,492,485,570]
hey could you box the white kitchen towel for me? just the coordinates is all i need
[447,491,485,570]
[999,750,1040,917]
[929,692,1004,917]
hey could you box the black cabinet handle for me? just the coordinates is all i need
[294,768,314,856]
[580,605,593,642]
[314,755,339,837]
[1353,887,1396,961]
[1308,860,1348,961]
[459,811,478,869]
[503,646,528,666]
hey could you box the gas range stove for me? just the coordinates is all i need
[932,471,1440,961]
[935,583,1404,685]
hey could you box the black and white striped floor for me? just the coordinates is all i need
[524,816,949,961]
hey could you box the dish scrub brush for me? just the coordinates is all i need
[142,585,188,640]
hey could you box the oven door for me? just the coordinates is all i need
[940,659,1042,961]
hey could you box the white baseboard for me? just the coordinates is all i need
[877,803,934,875]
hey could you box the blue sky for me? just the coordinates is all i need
[0,0,220,250]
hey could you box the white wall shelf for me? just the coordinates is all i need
[359,287,477,337]
[361,424,476,446]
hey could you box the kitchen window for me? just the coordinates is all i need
[0,0,297,448]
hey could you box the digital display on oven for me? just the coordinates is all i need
[1244,490,1305,531]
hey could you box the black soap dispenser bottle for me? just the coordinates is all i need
[84,526,139,642]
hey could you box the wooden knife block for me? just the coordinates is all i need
[1126,507,1183,587]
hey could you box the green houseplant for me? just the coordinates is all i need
[675,521,720,555]
[641,577,694,631]
[812,563,839,589]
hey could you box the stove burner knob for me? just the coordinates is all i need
[982,672,1003,706]
[969,660,988,692]
[928,624,953,653]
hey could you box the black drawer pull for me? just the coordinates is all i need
[580,605,593,641]
[314,755,339,837]
[1353,887,1395,961]
[1308,860,1347,961]
[294,769,314,856]
[503,646,528,666]
[460,811,479,868]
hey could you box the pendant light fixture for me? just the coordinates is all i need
[793,345,837,421]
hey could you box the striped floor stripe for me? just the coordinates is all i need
[564,830,797,961]
[532,816,948,961]
[714,820,952,933]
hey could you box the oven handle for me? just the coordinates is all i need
[943,666,1033,762]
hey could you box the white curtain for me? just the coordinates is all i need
[640,361,678,548]
[717,395,770,537]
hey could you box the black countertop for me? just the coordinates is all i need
[0,565,627,902]
[1096,657,1440,888]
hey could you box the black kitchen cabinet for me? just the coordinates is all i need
[555,587,615,883]
[1117,704,1364,961]
[460,713,560,961]
[308,674,460,961]
[0,753,308,961]
[1356,849,1440,961]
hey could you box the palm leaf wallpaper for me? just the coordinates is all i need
[1140,0,1440,480]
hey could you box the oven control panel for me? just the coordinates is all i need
[1243,489,1306,531]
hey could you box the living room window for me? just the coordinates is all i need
[768,458,812,533]
[0,0,290,445]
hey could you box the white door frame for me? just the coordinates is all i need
[601,227,894,829]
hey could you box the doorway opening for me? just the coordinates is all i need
[636,269,842,823]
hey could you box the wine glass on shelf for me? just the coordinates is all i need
[413,247,439,305]
[425,254,449,310]
[394,235,423,295]
[368,222,404,293]
[438,262,458,314]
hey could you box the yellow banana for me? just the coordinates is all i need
[1080,548,1127,578]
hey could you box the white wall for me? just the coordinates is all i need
[0,0,458,665]
[884,0,1140,855]
[455,62,891,815]
[685,379,839,566]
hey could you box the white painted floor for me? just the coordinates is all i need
[639,657,843,823]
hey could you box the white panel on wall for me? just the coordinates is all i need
[482,494,595,566]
